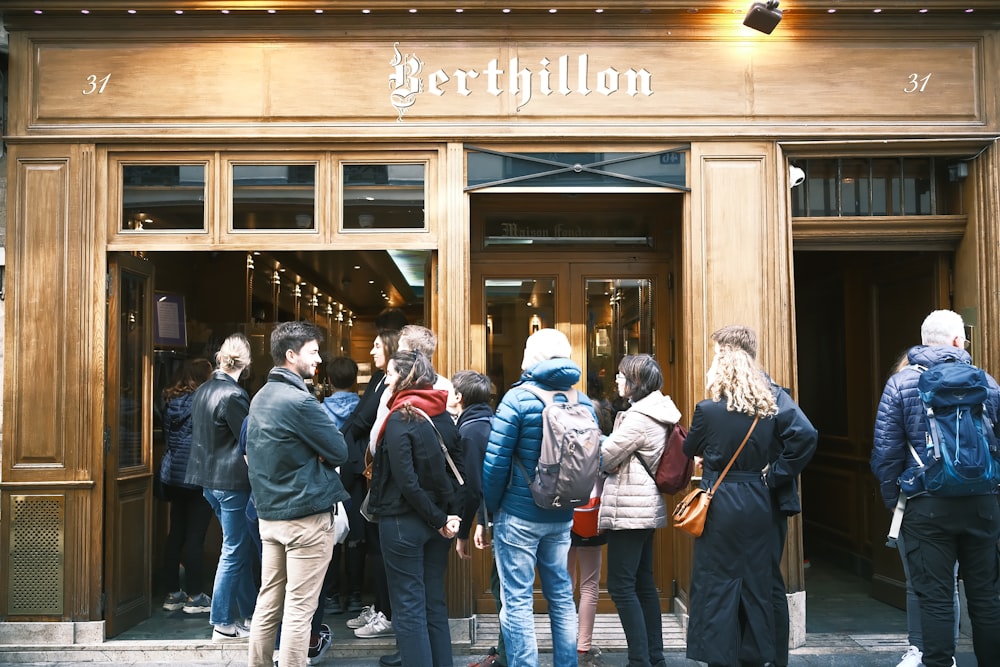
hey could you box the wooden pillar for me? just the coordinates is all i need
[680,141,806,644]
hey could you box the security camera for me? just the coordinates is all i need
[789,165,805,188]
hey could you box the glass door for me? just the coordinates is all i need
[470,257,673,614]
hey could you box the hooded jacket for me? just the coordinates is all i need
[871,344,1000,508]
[322,391,360,430]
[247,367,349,521]
[185,370,250,491]
[482,357,596,524]
[599,390,681,530]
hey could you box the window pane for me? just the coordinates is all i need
[585,277,655,432]
[468,150,686,189]
[871,159,900,216]
[232,164,316,231]
[343,164,426,231]
[840,159,871,216]
[903,158,932,215]
[805,160,838,216]
[484,278,555,393]
[122,165,206,231]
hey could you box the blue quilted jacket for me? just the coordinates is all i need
[482,358,595,524]
[160,391,198,489]
[871,345,1000,508]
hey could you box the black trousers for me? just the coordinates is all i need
[770,511,790,667]
[902,494,1000,667]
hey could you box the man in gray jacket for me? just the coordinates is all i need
[246,321,349,667]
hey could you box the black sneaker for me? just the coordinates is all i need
[307,624,332,665]
[346,592,364,613]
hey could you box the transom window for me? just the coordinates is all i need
[791,157,967,217]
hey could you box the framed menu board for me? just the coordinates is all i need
[154,292,187,348]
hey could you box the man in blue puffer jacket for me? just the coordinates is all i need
[482,328,595,667]
[871,309,1000,667]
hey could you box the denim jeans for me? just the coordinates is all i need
[606,529,664,667]
[249,511,335,667]
[493,511,578,667]
[902,494,1000,667]
[380,512,453,667]
[203,488,258,627]
[896,529,960,650]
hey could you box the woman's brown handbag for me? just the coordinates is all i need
[672,415,760,538]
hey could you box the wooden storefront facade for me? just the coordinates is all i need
[2,0,1000,644]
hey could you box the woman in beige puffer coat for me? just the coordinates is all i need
[599,354,682,667]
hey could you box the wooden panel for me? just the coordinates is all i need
[26,36,983,127]
[702,156,767,332]
[8,160,68,466]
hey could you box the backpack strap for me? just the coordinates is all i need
[520,383,577,405]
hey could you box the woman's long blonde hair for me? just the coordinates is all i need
[707,344,778,417]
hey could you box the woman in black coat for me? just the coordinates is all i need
[368,350,464,667]
[682,342,779,667]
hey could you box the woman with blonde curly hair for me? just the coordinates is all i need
[682,333,780,667]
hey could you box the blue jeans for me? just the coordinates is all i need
[204,487,259,626]
[493,511,577,667]
[379,513,453,667]
[606,529,664,667]
[896,530,959,650]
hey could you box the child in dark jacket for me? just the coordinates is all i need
[450,370,506,667]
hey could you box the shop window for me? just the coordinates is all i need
[466,147,688,191]
[791,157,958,217]
[121,164,207,231]
[232,164,317,231]
[342,163,426,231]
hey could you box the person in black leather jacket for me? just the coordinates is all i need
[185,333,258,642]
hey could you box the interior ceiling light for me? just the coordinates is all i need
[743,1,782,34]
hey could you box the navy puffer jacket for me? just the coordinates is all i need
[160,391,198,489]
[482,358,595,524]
[871,344,1000,508]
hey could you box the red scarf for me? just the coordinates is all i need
[374,387,449,448]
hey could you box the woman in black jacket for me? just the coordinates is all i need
[682,341,779,667]
[368,351,464,667]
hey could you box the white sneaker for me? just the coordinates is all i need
[212,621,250,642]
[353,610,393,638]
[896,646,922,667]
[346,604,377,629]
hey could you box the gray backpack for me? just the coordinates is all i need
[515,385,602,510]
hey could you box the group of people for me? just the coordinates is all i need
[154,306,1000,667]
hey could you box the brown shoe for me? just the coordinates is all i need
[468,647,499,667]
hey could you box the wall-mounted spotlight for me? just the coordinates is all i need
[744,1,782,34]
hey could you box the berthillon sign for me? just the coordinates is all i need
[388,43,654,121]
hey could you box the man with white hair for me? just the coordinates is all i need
[482,328,597,667]
[871,309,1000,667]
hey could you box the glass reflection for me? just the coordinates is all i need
[343,164,426,231]
[122,164,206,231]
[484,278,555,395]
[585,278,655,411]
[232,164,317,231]
[119,269,146,469]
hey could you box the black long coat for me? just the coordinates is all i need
[682,399,778,666]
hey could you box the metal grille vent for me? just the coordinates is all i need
[8,495,64,615]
